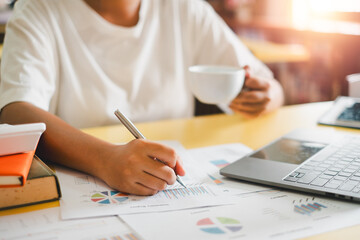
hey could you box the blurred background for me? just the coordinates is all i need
[207,0,360,105]
[0,0,359,106]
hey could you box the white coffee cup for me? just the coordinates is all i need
[346,73,360,98]
[188,65,246,104]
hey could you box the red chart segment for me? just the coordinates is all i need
[197,218,214,225]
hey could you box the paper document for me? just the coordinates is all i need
[57,141,238,219]
[0,207,138,240]
[187,143,271,195]
[121,190,360,240]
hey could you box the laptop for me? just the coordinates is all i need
[220,128,360,202]
[318,96,360,129]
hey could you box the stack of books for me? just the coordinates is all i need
[0,123,61,210]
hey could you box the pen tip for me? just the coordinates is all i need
[176,176,187,188]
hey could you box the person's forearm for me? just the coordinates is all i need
[0,102,185,195]
[268,78,285,112]
[0,102,112,179]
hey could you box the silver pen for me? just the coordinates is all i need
[114,109,187,188]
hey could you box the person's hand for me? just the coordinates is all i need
[229,67,284,117]
[98,139,185,196]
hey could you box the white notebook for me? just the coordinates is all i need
[0,123,46,156]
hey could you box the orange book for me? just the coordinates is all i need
[0,155,61,210]
[0,151,35,187]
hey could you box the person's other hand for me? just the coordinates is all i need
[99,139,185,196]
[229,67,283,117]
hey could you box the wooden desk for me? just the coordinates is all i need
[82,101,347,150]
[1,101,360,239]
[240,38,310,64]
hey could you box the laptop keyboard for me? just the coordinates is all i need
[337,102,360,122]
[284,136,360,194]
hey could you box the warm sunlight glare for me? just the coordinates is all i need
[309,0,360,13]
[292,0,310,28]
[292,0,360,30]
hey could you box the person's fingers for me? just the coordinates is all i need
[230,101,264,115]
[243,65,250,78]
[104,171,159,196]
[136,140,179,169]
[175,155,186,176]
[137,170,170,191]
[229,101,267,114]
[129,182,159,196]
[141,160,177,185]
[243,76,270,90]
[233,109,262,118]
[129,139,181,184]
[230,90,270,115]
[101,139,186,195]
[106,162,171,195]
[233,91,270,104]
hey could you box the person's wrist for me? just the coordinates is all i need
[89,141,118,181]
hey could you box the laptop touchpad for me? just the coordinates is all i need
[250,138,327,165]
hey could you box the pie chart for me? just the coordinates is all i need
[90,191,129,204]
[196,217,242,234]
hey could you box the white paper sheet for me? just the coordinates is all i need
[187,143,271,194]
[121,190,360,240]
[57,141,240,220]
[0,207,138,240]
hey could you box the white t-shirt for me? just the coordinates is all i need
[0,0,272,128]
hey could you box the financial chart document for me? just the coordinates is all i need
[56,141,245,220]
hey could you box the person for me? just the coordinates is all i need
[0,0,284,195]
[206,0,247,30]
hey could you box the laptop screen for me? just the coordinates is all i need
[337,102,360,122]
